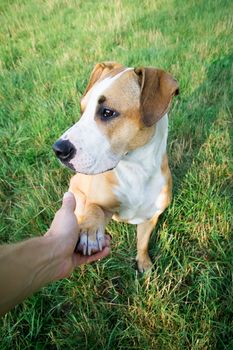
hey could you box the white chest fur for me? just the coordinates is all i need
[112,115,169,224]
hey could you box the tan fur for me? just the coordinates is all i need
[136,213,160,272]
[160,153,173,209]
[135,67,179,126]
[69,171,119,214]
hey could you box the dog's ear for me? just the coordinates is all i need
[82,62,125,97]
[134,67,179,127]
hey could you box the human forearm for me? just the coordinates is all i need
[0,235,59,317]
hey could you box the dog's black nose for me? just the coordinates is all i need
[52,139,75,161]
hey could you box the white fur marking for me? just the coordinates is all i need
[113,114,169,224]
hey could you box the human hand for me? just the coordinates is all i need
[45,192,111,280]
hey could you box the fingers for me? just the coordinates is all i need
[61,192,76,212]
[85,246,111,264]
[73,244,111,267]
[45,192,78,237]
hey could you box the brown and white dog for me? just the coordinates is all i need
[53,62,179,272]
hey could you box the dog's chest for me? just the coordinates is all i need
[112,160,166,224]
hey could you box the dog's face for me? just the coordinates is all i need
[53,62,178,174]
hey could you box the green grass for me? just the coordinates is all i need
[0,0,232,349]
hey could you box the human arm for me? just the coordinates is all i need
[0,192,110,317]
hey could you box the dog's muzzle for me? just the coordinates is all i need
[52,131,121,174]
[52,139,76,163]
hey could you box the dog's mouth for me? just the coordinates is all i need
[61,160,115,175]
[60,160,76,172]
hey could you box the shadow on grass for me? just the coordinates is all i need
[170,54,233,195]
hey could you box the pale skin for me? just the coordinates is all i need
[0,192,111,317]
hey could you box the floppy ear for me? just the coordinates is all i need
[134,67,179,127]
[82,61,125,97]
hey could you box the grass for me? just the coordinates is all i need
[0,0,232,349]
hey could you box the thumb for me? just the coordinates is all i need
[61,192,76,211]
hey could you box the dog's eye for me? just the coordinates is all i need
[101,108,118,120]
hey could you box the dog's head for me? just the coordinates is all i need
[53,62,179,174]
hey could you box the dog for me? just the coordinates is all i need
[53,62,179,272]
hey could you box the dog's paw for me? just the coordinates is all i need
[76,225,105,256]
[136,254,153,273]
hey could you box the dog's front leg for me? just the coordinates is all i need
[76,203,106,256]
[136,213,160,272]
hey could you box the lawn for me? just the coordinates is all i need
[0,0,232,349]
